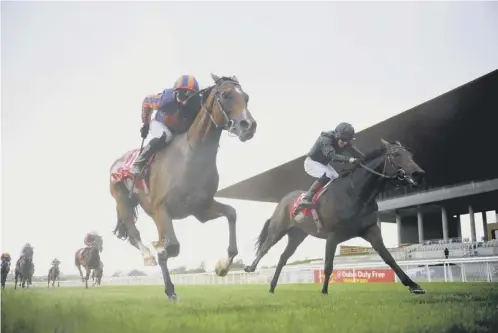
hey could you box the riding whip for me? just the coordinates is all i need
[128,137,146,199]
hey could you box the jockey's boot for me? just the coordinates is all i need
[130,135,168,178]
[299,174,331,209]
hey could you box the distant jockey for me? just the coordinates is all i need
[130,74,202,177]
[20,243,33,257]
[84,231,99,247]
[1,253,11,263]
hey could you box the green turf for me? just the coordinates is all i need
[2,283,498,333]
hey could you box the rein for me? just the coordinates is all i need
[359,146,409,182]
[186,78,243,150]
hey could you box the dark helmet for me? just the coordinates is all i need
[334,122,355,141]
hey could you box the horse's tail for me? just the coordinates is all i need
[255,218,272,254]
[112,184,138,241]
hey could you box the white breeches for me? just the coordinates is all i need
[304,157,339,180]
[149,115,173,143]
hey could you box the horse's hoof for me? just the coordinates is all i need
[269,289,275,294]
[409,284,425,294]
[168,294,179,301]
[151,241,165,252]
[243,266,253,273]
[214,259,230,277]
[321,290,328,295]
[144,256,158,266]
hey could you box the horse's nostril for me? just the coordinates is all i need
[240,120,250,129]
[412,171,425,183]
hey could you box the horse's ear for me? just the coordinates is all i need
[380,139,390,149]
[211,73,221,82]
[394,140,402,146]
[232,75,239,82]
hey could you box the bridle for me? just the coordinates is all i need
[195,77,245,134]
[359,145,414,186]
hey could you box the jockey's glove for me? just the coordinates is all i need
[140,123,149,139]
[349,158,361,165]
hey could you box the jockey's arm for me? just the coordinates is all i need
[320,134,350,164]
[347,145,365,160]
[141,90,177,124]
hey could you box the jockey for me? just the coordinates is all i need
[84,231,99,247]
[52,258,61,265]
[130,74,201,177]
[1,253,11,262]
[20,243,33,256]
[298,122,365,208]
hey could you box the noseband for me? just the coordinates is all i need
[198,78,245,133]
[359,146,411,184]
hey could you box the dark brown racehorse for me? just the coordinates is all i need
[245,140,427,295]
[109,74,257,301]
[75,235,103,288]
[14,247,34,289]
[1,255,11,290]
[92,261,103,286]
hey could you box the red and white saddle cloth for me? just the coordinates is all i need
[110,149,155,195]
[289,183,329,218]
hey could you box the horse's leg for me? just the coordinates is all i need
[76,263,85,282]
[152,205,180,257]
[57,273,60,287]
[115,194,156,266]
[321,232,339,295]
[269,228,308,293]
[151,206,179,300]
[361,223,425,294]
[84,267,91,289]
[194,200,237,275]
[157,252,177,301]
[14,272,17,289]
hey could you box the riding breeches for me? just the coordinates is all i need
[149,113,173,144]
[304,157,339,180]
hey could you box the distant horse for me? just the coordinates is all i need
[48,260,61,288]
[109,74,257,300]
[245,140,427,295]
[91,261,103,286]
[75,235,103,288]
[14,246,34,289]
[1,254,12,290]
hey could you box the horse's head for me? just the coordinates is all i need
[381,139,425,187]
[91,235,104,253]
[204,73,257,142]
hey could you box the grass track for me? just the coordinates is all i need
[2,283,498,333]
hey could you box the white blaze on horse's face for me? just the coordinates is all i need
[218,81,257,142]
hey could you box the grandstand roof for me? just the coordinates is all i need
[216,70,498,208]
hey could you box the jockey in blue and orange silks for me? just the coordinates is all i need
[130,75,201,177]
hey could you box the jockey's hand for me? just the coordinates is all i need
[140,123,149,139]
[349,157,361,165]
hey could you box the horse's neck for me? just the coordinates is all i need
[351,155,387,205]
[186,92,222,157]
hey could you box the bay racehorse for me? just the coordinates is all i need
[245,139,427,295]
[47,259,61,288]
[109,74,257,300]
[14,247,34,289]
[75,235,103,288]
